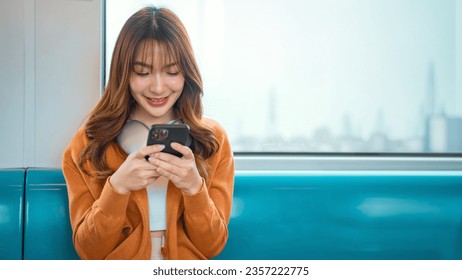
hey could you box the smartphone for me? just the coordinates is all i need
[146,124,191,157]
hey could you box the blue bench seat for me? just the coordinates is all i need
[1,168,462,260]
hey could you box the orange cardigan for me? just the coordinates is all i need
[62,118,234,260]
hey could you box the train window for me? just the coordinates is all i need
[105,0,462,154]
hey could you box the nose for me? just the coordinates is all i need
[149,73,165,94]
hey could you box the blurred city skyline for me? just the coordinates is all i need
[233,62,462,153]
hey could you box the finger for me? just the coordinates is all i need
[170,142,194,160]
[150,156,184,176]
[136,144,165,160]
[156,167,181,183]
[151,151,184,168]
[140,166,161,176]
[141,169,161,180]
[140,158,161,171]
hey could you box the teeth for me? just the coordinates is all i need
[148,97,166,102]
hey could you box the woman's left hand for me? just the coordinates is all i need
[148,142,203,195]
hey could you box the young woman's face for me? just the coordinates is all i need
[129,40,185,125]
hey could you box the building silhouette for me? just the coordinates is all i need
[424,63,462,153]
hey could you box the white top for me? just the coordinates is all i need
[147,176,168,231]
[116,120,167,231]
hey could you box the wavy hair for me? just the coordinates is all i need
[79,6,219,181]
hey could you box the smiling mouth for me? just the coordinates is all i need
[147,96,167,102]
[145,96,169,107]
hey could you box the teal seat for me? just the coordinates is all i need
[215,172,462,260]
[23,168,79,260]
[0,169,25,260]
[2,167,462,260]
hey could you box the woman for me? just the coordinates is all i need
[62,6,234,260]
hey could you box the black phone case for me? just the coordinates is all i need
[147,124,191,157]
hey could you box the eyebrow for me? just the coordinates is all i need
[133,61,178,69]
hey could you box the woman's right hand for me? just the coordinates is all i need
[109,144,165,194]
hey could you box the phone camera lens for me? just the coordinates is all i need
[160,129,168,137]
[152,128,169,141]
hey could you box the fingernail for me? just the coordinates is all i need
[157,145,165,150]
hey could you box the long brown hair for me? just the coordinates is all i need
[79,6,219,181]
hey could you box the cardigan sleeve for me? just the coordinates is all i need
[62,139,131,260]
[182,121,235,258]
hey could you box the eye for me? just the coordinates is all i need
[134,71,149,76]
[166,71,180,76]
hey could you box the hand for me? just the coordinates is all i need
[110,144,165,194]
[148,142,203,196]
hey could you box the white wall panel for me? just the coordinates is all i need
[0,0,25,168]
[35,0,101,167]
[0,0,101,168]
